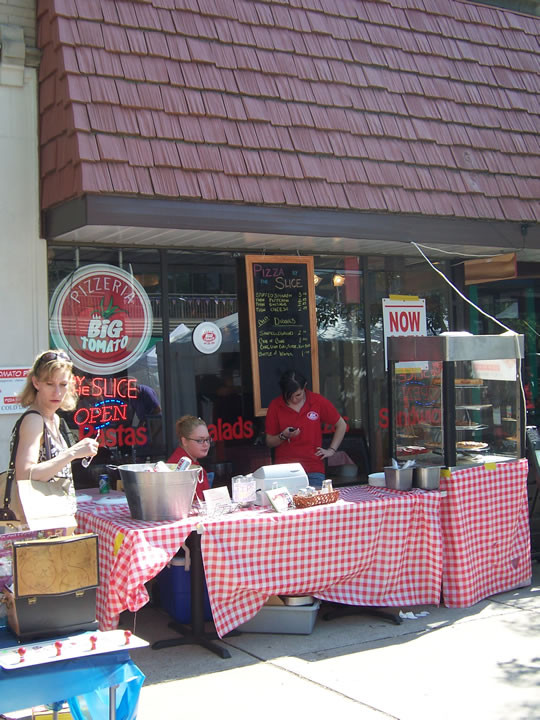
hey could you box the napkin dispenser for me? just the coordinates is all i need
[253,463,309,506]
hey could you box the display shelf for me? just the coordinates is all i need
[455,424,488,431]
[388,334,524,469]
[455,404,492,410]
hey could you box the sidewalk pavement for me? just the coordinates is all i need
[128,560,540,720]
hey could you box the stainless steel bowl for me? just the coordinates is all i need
[368,472,386,487]
[384,466,414,491]
[413,466,441,490]
[118,463,202,521]
[282,595,315,606]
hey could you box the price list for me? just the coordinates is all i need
[246,256,319,414]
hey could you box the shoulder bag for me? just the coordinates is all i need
[0,411,77,531]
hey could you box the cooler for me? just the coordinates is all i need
[253,463,309,506]
[157,554,212,623]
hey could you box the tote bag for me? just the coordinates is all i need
[1,411,77,531]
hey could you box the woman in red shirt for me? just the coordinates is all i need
[167,415,211,501]
[265,370,347,487]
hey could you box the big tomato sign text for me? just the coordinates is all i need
[49,264,153,375]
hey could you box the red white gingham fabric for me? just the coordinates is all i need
[202,486,443,637]
[439,459,531,607]
[76,502,200,630]
[77,485,443,637]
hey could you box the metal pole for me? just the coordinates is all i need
[109,685,118,720]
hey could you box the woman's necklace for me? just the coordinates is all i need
[44,417,65,448]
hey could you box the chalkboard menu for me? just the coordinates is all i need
[245,255,319,416]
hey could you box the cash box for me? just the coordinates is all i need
[3,533,99,640]
[253,463,309,506]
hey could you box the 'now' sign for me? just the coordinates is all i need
[383,298,426,338]
[382,297,427,369]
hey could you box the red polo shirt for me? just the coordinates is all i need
[167,447,209,501]
[265,390,341,474]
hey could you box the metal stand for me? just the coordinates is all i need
[50,686,117,720]
[109,685,118,720]
[322,604,403,626]
[152,531,233,658]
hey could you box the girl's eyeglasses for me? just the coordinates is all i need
[186,437,212,445]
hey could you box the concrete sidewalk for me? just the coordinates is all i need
[128,561,540,720]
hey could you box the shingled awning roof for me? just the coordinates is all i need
[38,0,540,259]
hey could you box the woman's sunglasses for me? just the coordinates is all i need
[35,350,72,369]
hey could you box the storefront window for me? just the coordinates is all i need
[47,246,164,486]
[314,255,368,471]
[48,245,453,485]
[368,255,451,470]
[470,280,539,426]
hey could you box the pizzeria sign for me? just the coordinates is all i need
[49,264,153,375]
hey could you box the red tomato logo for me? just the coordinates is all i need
[50,265,153,375]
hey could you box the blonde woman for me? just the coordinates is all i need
[14,350,99,485]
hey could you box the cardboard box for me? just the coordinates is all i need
[237,599,320,634]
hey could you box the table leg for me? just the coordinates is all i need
[152,531,232,658]
[109,685,117,720]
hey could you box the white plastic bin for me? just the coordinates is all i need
[237,600,320,634]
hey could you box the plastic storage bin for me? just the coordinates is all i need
[237,599,320,634]
[157,555,212,623]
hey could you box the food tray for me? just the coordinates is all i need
[293,490,339,508]
[397,446,429,455]
[456,441,488,451]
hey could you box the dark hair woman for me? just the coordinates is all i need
[265,370,347,487]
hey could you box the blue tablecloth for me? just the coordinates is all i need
[0,629,144,719]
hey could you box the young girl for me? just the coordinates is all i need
[167,415,211,501]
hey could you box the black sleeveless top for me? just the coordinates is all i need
[11,410,74,484]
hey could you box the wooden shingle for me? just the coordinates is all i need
[37,0,539,225]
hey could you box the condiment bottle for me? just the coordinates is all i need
[322,479,333,493]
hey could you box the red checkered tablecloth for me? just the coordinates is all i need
[76,485,443,637]
[76,503,200,630]
[439,459,531,607]
[203,485,442,636]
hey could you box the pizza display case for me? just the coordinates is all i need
[387,334,525,469]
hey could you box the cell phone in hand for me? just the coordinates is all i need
[288,427,297,432]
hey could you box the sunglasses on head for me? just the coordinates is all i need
[35,350,72,370]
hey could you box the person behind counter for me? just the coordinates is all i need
[167,415,211,501]
[13,349,99,488]
[265,370,347,487]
